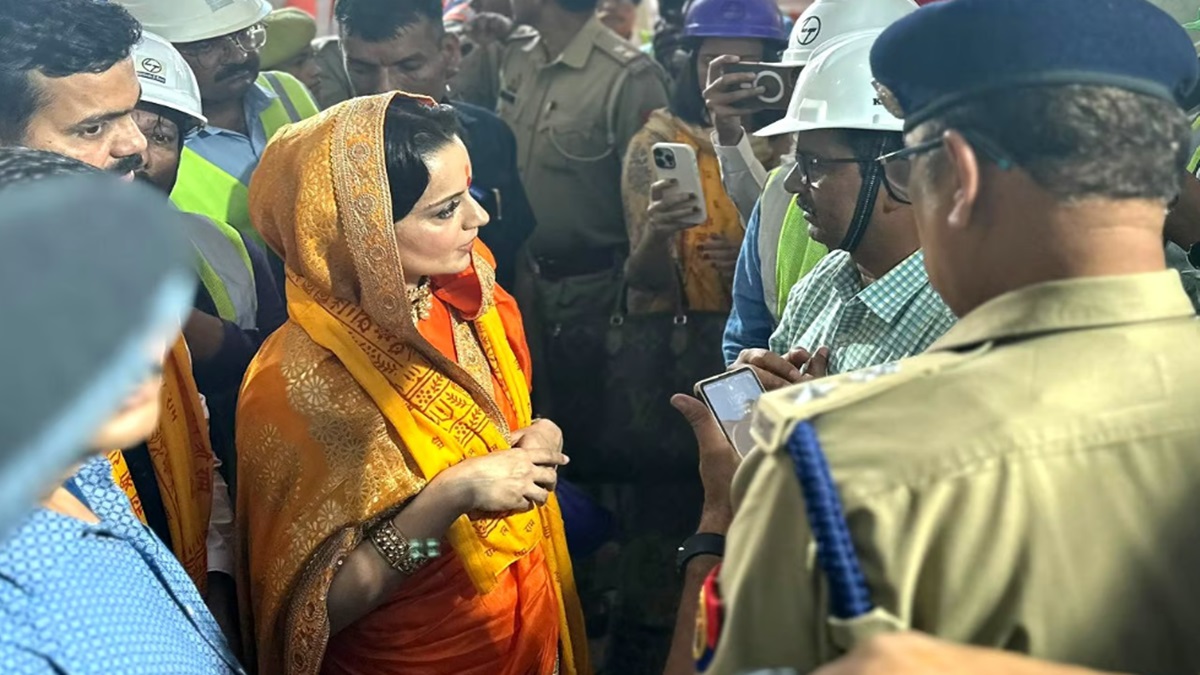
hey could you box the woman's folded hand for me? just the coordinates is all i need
[438,446,570,516]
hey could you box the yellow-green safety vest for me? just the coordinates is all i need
[183,214,258,328]
[170,71,318,245]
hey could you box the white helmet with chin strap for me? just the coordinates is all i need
[780,0,918,68]
[132,32,207,132]
[760,29,903,253]
[114,0,271,44]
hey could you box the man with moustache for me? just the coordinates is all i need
[128,36,285,650]
[117,0,319,255]
[334,0,538,288]
[131,32,285,469]
[0,0,146,177]
[729,31,954,389]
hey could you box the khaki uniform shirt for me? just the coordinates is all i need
[498,17,669,258]
[706,271,1200,675]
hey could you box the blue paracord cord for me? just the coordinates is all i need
[785,421,873,619]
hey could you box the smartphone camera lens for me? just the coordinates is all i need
[653,148,676,170]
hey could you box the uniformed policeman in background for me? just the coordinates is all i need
[498,0,669,417]
[661,0,1200,674]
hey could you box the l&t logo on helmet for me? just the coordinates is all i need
[796,16,821,45]
[137,57,168,85]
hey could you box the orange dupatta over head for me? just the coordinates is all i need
[236,93,587,675]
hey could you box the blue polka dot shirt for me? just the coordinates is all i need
[0,455,244,674]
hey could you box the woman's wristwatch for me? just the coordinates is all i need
[676,532,725,575]
[367,520,440,575]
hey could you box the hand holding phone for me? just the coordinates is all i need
[651,143,707,226]
[721,62,797,111]
[695,367,767,457]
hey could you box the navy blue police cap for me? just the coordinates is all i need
[870,0,1200,131]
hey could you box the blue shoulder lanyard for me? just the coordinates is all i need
[786,421,874,620]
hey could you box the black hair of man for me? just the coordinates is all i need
[914,84,1189,204]
[0,146,95,186]
[0,0,142,145]
[336,0,444,43]
[383,97,463,220]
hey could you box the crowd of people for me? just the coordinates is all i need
[5,0,1200,673]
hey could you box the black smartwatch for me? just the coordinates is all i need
[676,532,725,575]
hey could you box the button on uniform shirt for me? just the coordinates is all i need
[769,249,955,374]
[707,271,1200,674]
[498,18,669,259]
[0,456,243,674]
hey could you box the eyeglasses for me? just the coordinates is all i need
[789,152,876,187]
[876,129,1015,205]
[177,23,267,68]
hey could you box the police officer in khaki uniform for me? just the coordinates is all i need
[660,1,1200,674]
[498,0,669,352]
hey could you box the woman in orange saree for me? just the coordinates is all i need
[235,92,588,675]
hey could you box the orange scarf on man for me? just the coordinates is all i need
[107,336,213,592]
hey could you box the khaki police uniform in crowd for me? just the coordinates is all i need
[453,40,507,111]
[499,16,669,329]
[706,271,1200,674]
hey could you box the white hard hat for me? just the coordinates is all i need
[756,30,902,138]
[133,33,207,129]
[115,0,271,44]
[780,0,917,68]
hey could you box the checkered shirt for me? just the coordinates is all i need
[769,250,956,374]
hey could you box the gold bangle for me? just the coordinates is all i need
[367,520,441,575]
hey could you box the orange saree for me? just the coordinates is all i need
[236,93,588,675]
[107,336,214,592]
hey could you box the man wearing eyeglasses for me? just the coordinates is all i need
[117,0,319,270]
[726,29,954,390]
[666,1,1200,674]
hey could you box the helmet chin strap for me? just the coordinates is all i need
[835,138,888,254]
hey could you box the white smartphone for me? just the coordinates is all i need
[695,367,766,457]
[652,142,708,225]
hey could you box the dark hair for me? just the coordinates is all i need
[383,97,463,220]
[840,128,903,181]
[0,146,95,187]
[0,0,142,144]
[336,0,443,42]
[556,0,601,16]
[913,84,1189,203]
[669,51,709,126]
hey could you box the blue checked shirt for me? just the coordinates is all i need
[0,456,243,674]
[769,249,956,374]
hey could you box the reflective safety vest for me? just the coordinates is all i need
[757,168,829,321]
[171,71,318,245]
[183,214,258,329]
